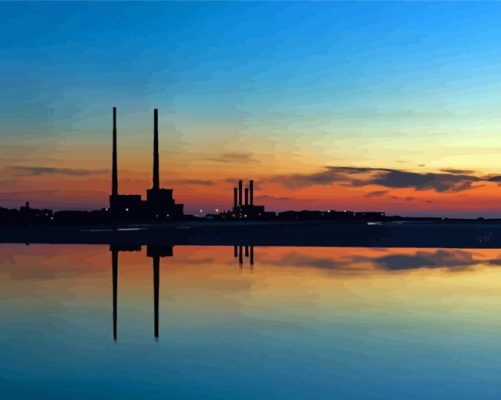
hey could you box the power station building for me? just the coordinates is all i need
[109,107,184,220]
[231,179,272,219]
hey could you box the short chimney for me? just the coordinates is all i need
[238,180,243,207]
[233,188,238,208]
[245,187,249,206]
[249,180,254,206]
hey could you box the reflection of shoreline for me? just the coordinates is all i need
[3,220,501,248]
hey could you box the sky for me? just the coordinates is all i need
[3,2,501,216]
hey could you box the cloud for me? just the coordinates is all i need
[366,190,431,203]
[206,152,254,164]
[267,166,484,193]
[487,175,501,182]
[170,179,214,186]
[255,195,310,202]
[441,168,475,175]
[365,190,388,198]
[8,166,107,177]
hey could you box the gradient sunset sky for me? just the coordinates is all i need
[3,2,501,216]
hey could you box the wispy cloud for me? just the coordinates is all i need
[206,152,255,164]
[255,195,311,202]
[441,168,476,175]
[8,166,107,177]
[365,190,388,198]
[170,179,214,186]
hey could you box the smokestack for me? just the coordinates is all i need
[238,180,243,207]
[112,107,118,197]
[249,180,254,206]
[233,188,238,208]
[152,108,160,190]
[245,187,249,206]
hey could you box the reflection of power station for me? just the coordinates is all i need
[110,244,173,341]
[109,245,259,341]
[234,245,254,268]
[109,107,184,220]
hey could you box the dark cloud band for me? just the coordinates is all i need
[267,165,499,193]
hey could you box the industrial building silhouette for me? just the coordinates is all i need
[0,106,393,226]
[109,107,184,219]
[230,179,267,219]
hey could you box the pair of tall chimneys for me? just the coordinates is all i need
[233,180,254,208]
[111,107,161,197]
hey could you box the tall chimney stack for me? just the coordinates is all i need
[249,180,254,206]
[238,180,243,207]
[152,108,160,190]
[233,188,238,209]
[112,107,118,197]
[245,187,249,206]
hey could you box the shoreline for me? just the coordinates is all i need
[1,220,501,248]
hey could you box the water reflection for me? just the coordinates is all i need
[234,245,254,268]
[111,245,257,340]
[104,244,501,342]
[3,244,501,399]
[111,245,173,341]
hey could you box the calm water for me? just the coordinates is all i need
[1,244,501,399]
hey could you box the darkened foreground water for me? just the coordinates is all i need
[1,245,501,399]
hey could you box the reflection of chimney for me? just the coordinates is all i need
[238,180,243,207]
[112,107,118,197]
[249,180,254,206]
[233,188,238,209]
[153,255,159,340]
[245,188,249,206]
[112,249,118,341]
[152,109,160,190]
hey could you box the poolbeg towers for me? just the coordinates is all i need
[146,109,183,218]
[109,107,184,220]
